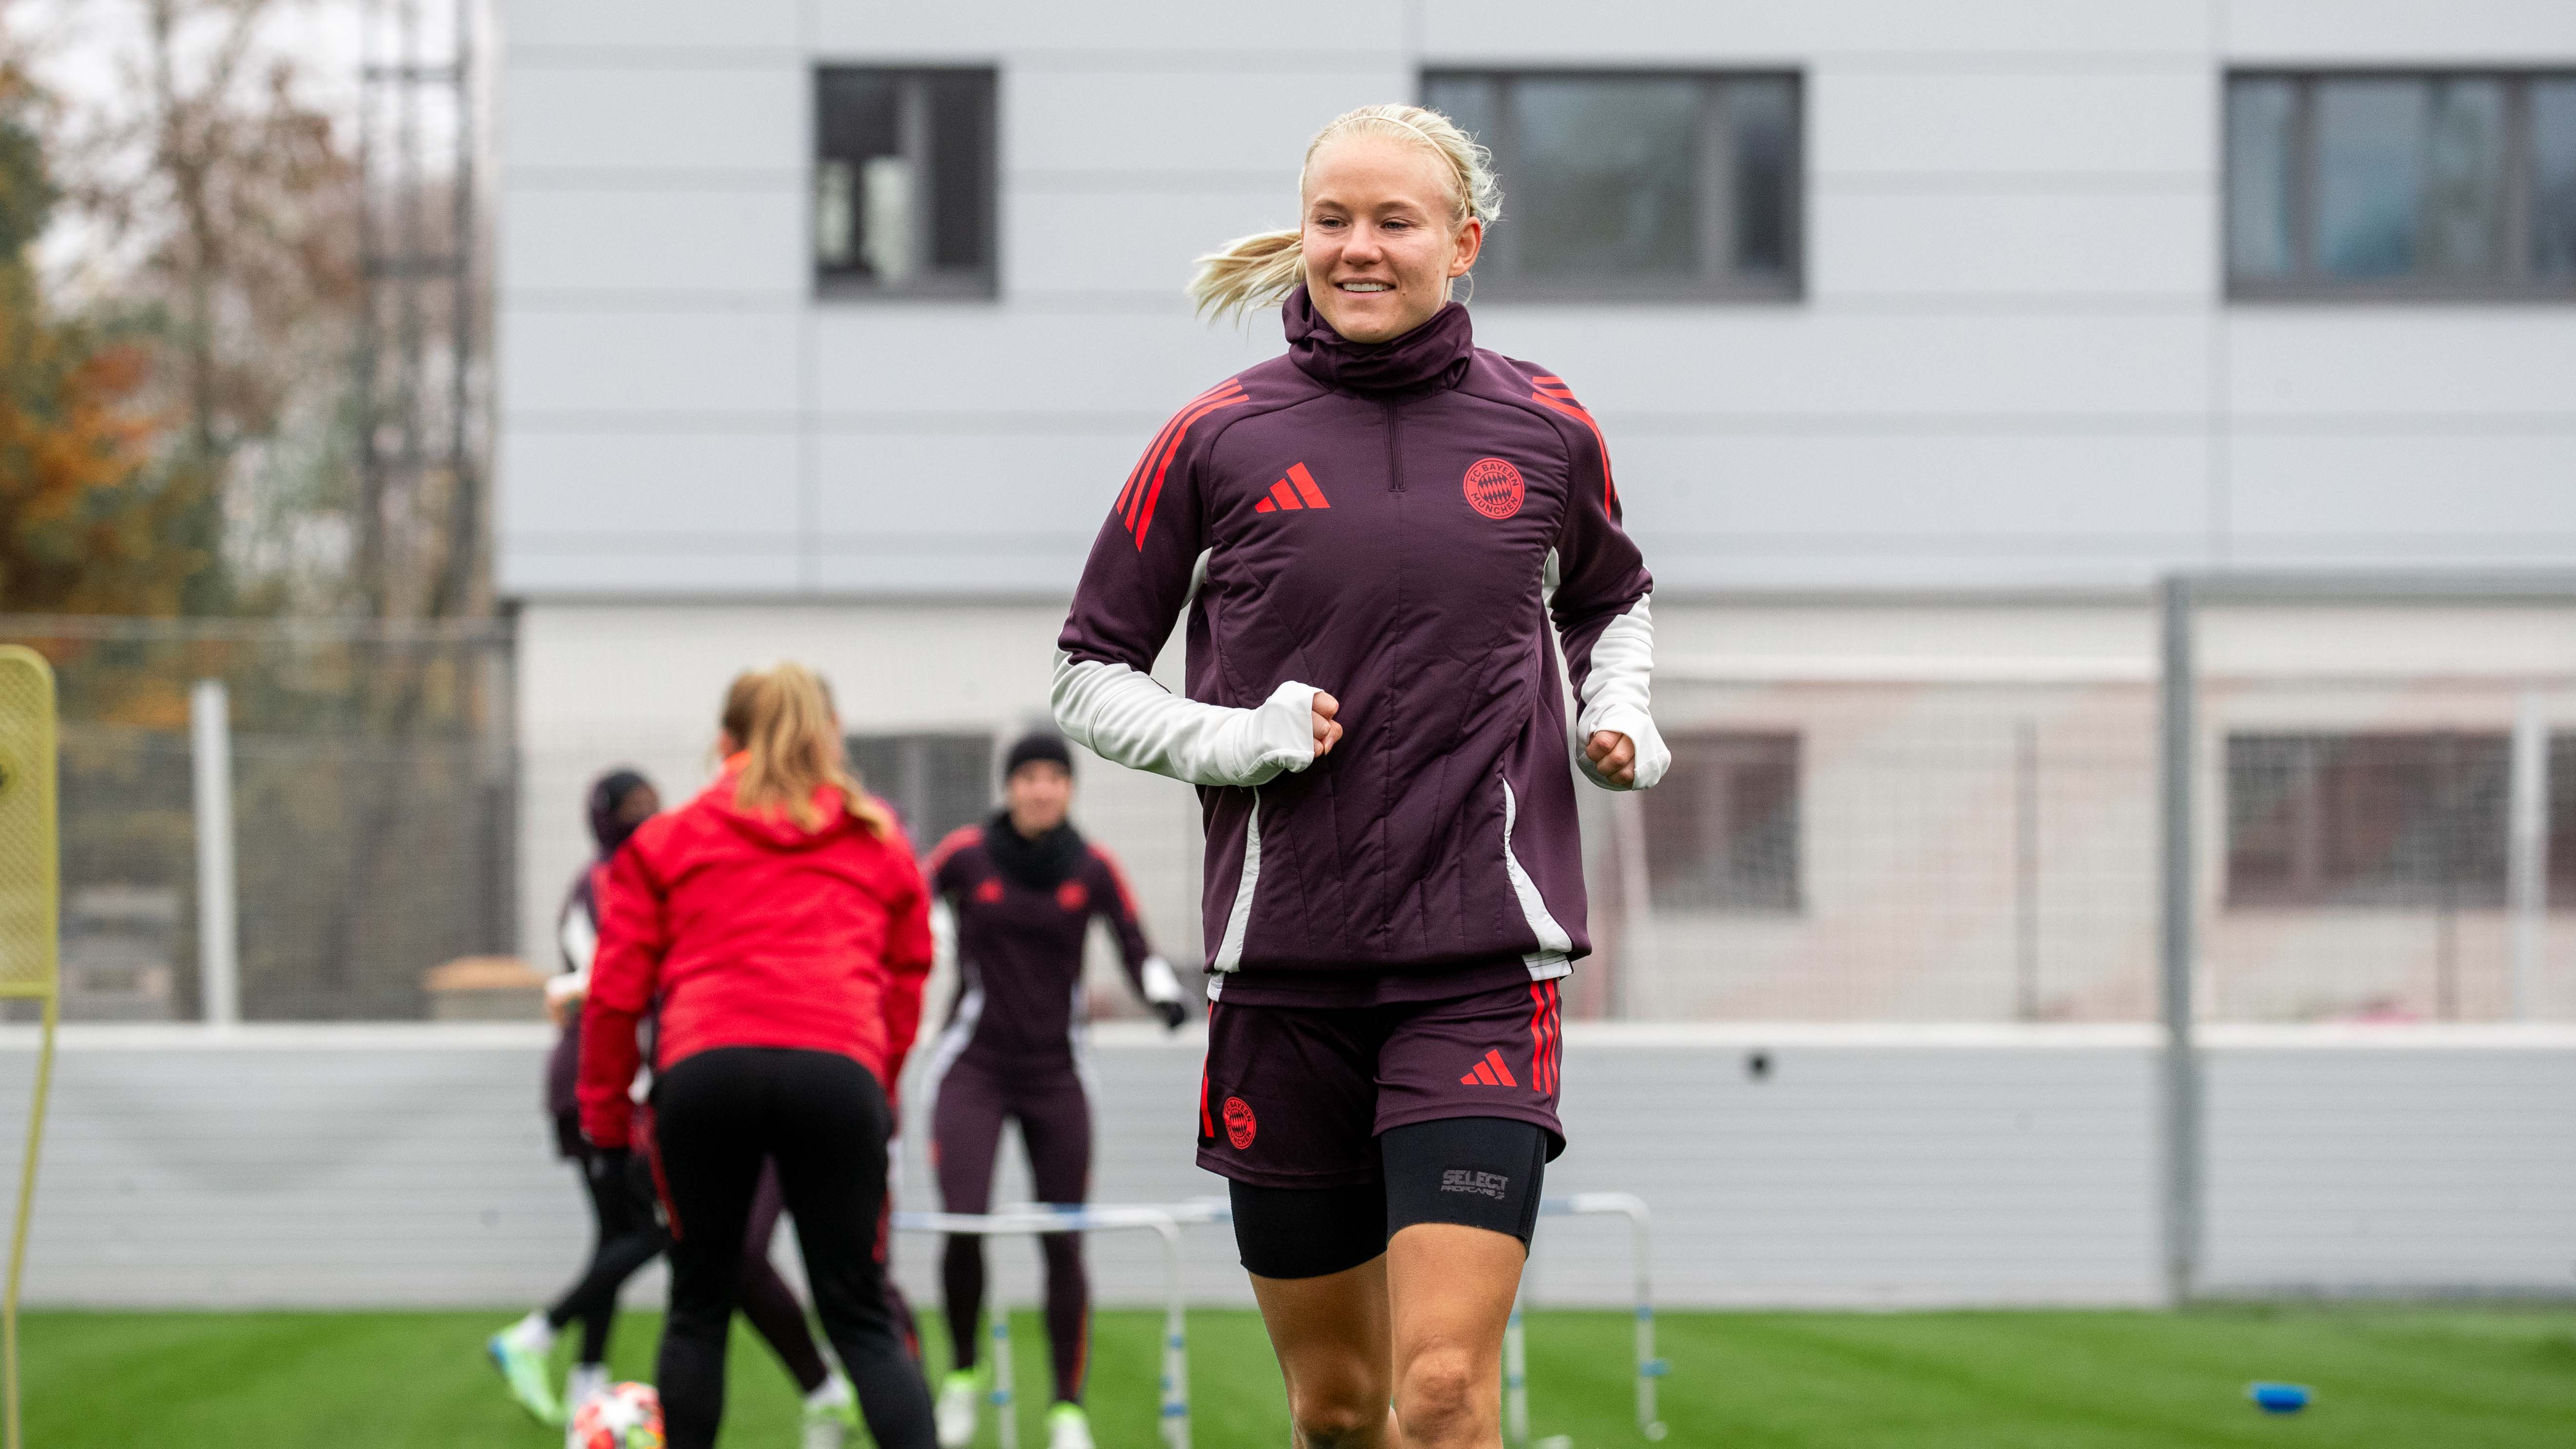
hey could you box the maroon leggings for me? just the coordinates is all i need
[931,1055,1091,1405]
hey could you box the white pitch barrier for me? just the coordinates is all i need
[900,1194,1666,1449]
[893,1201,1226,1449]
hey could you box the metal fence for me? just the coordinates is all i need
[11,617,515,1023]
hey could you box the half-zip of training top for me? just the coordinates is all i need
[1384,400,1404,493]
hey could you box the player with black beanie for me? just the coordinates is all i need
[920,731,1188,1449]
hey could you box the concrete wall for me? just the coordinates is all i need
[496,0,2576,600]
[4,1024,2566,1310]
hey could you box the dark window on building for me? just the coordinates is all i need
[815,68,996,296]
[2226,71,2576,300]
[2225,733,2516,908]
[1642,732,1800,911]
[845,733,994,849]
[1422,71,1801,300]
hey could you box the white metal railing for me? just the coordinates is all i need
[900,1194,1667,1449]
[894,1201,1226,1449]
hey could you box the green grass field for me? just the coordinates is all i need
[23,1304,2576,1447]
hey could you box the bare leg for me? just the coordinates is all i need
[1385,1224,1525,1449]
[1247,1256,1403,1449]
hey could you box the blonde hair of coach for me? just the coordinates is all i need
[1187,103,1503,320]
[720,663,896,837]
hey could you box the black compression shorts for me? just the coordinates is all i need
[1230,1116,1549,1280]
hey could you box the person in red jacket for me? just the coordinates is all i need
[580,663,936,1449]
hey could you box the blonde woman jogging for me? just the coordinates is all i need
[1053,105,1667,1449]
[579,665,936,1449]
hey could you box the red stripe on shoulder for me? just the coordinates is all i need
[926,824,983,875]
[1089,844,1142,915]
[1118,380,1242,527]
[1134,389,1250,549]
[1530,389,1618,509]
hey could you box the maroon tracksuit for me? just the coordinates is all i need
[1055,286,1664,1188]
[922,817,1166,1402]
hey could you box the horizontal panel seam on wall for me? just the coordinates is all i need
[500,410,2576,438]
[501,168,806,192]
[1803,54,2218,74]
[1814,173,2211,194]
[501,169,1286,192]
[507,534,1092,555]
[499,289,2231,313]
[500,170,2220,198]
[509,48,1411,74]
[500,48,2257,76]
[505,534,810,553]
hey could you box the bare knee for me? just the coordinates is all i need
[1286,1382,1384,1449]
[1394,1345,1491,1446]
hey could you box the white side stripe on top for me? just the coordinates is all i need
[558,906,597,973]
[1500,780,1574,957]
[1211,793,1263,973]
[919,982,985,1109]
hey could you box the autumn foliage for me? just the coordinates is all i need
[0,65,205,616]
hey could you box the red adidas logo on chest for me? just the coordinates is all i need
[1252,462,1331,514]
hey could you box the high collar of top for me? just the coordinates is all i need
[1282,283,1474,398]
[984,811,1086,891]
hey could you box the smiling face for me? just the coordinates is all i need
[1300,131,1482,343]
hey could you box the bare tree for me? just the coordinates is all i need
[38,0,368,613]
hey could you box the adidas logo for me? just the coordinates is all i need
[1459,1049,1519,1087]
[1253,462,1331,513]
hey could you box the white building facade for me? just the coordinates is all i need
[496,1,2576,1022]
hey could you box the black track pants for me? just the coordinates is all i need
[546,1138,834,1385]
[653,1047,933,1449]
[546,1141,667,1364]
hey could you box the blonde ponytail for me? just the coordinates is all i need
[1186,104,1504,321]
[1187,227,1305,324]
[721,663,897,838]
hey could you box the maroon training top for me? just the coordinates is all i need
[925,817,1160,1066]
[1057,286,1655,1005]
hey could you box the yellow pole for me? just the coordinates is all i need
[2,993,50,1449]
[0,646,60,1449]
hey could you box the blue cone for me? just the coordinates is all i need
[2248,1381,2311,1414]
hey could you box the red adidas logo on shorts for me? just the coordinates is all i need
[1459,1049,1518,1087]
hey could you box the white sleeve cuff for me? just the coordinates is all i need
[1574,595,1669,791]
[1052,651,1319,788]
[1140,954,1184,1005]
[1576,700,1670,791]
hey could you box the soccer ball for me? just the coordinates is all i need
[569,1381,664,1449]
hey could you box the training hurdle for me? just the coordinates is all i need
[1507,1194,1667,1446]
[901,1192,1664,1449]
[893,1201,1225,1449]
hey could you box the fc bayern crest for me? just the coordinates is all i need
[1223,1095,1258,1149]
[1462,457,1525,519]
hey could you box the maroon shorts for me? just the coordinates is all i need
[1197,977,1565,1189]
